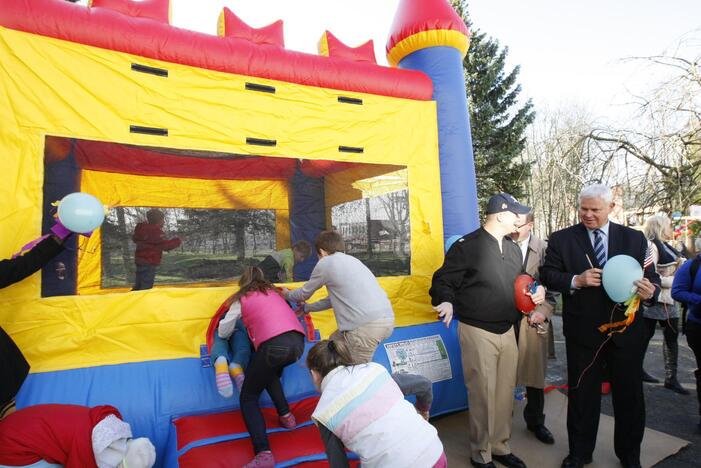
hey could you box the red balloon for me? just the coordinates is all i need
[514,274,536,313]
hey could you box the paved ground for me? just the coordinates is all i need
[546,314,700,467]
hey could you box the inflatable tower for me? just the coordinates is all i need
[387,0,480,241]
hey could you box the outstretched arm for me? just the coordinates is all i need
[287,261,326,303]
[0,236,64,289]
[304,297,332,313]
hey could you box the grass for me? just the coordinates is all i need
[102,250,412,288]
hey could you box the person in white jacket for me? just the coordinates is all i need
[641,215,689,394]
[306,339,446,468]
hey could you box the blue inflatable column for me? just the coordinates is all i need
[387,0,479,242]
[289,167,326,281]
[400,48,479,239]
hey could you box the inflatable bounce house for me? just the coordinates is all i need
[0,0,480,465]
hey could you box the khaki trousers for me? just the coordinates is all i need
[330,318,394,364]
[458,322,518,464]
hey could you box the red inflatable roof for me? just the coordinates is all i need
[386,0,469,53]
[0,0,432,101]
[47,138,367,182]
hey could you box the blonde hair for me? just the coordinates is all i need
[643,214,670,241]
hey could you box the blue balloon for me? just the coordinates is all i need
[445,235,463,253]
[601,254,643,303]
[57,192,105,233]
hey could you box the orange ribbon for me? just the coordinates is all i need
[597,296,641,335]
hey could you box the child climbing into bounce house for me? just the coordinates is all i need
[0,403,156,468]
[284,230,394,364]
[306,339,446,468]
[131,208,181,291]
[218,266,306,468]
[210,316,251,397]
[257,240,312,283]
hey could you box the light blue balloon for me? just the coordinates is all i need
[601,254,643,303]
[57,192,105,233]
[445,235,463,253]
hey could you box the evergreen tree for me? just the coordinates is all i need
[451,1,535,208]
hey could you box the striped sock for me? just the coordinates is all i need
[214,356,233,398]
[230,363,245,392]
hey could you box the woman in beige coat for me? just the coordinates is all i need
[511,212,556,444]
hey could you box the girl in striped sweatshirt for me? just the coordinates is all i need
[306,339,446,468]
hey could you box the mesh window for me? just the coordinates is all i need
[41,136,411,296]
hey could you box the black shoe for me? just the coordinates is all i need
[561,455,592,468]
[492,453,526,468]
[664,377,690,395]
[527,424,555,444]
[620,462,642,468]
[642,370,660,383]
[471,460,496,468]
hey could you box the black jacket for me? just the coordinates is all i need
[539,222,660,348]
[429,227,522,334]
[1,236,64,406]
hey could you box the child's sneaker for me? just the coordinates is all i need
[278,412,296,429]
[243,451,275,468]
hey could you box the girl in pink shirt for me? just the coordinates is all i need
[218,266,305,468]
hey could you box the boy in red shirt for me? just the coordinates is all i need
[132,209,181,290]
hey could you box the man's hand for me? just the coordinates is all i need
[526,285,546,305]
[528,311,546,325]
[575,268,603,288]
[433,302,453,328]
[280,287,291,298]
[634,278,656,301]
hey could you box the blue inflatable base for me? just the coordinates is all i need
[16,320,467,467]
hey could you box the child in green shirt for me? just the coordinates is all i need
[257,240,311,283]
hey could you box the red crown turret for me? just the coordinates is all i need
[386,0,469,67]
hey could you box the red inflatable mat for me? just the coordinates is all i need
[179,424,349,467]
[174,395,359,467]
[174,396,319,451]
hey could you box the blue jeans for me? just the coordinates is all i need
[133,264,157,290]
[210,318,252,369]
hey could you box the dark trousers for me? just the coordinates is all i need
[240,331,304,454]
[644,316,679,341]
[686,320,701,416]
[0,327,30,409]
[133,264,157,290]
[643,317,680,380]
[566,337,645,465]
[524,386,545,427]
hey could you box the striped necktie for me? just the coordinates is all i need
[593,229,606,267]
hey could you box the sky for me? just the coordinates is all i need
[78,0,701,124]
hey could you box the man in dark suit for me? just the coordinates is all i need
[539,184,659,468]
